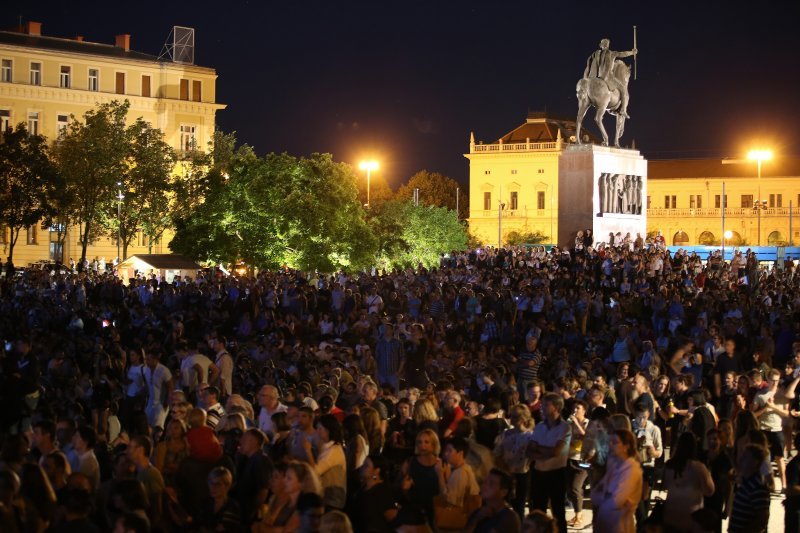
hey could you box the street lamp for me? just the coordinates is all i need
[359,160,379,208]
[498,201,506,249]
[116,182,124,263]
[747,149,773,246]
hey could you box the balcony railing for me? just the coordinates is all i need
[471,140,560,153]
[648,207,800,217]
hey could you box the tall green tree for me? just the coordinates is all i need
[0,123,59,263]
[373,201,467,270]
[396,170,468,219]
[53,101,130,267]
[110,118,176,259]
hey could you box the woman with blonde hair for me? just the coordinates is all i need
[153,418,189,485]
[412,398,440,435]
[399,428,441,527]
[360,406,384,456]
[320,510,354,533]
[493,403,535,517]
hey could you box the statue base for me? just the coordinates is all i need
[557,144,647,247]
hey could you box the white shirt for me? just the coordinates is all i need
[126,364,146,398]
[144,363,172,408]
[180,353,212,389]
[258,403,288,438]
[531,417,571,471]
[215,350,234,396]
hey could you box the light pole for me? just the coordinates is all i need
[724,230,733,261]
[498,201,505,249]
[747,150,772,246]
[359,160,379,208]
[116,182,124,263]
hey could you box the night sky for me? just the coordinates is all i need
[5,1,799,189]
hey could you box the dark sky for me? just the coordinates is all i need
[6,1,800,188]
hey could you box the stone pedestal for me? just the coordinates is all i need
[558,144,647,247]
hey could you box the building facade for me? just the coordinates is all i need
[647,158,800,247]
[468,113,800,248]
[0,22,225,265]
[466,113,574,246]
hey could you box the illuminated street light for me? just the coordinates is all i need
[747,149,773,246]
[359,160,379,208]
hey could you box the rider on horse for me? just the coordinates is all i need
[584,38,637,119]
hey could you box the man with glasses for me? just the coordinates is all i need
[753,368,790,492]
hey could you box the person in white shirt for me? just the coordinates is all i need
[143,350,173,431]
[200,386,226,430]
[437,437,479,507]
[72,425,100,490]
[305,414,347,510]
[208,336,233,397]
[257,385,288,440]
[177,341,219,391]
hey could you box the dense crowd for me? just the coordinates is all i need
[1,240,799,533]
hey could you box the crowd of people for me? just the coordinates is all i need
[0,241,799,533]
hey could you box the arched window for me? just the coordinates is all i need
[768,231,785,246]
[673,231,689,245]
[697,231,715,245]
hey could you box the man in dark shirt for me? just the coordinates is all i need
[714,338,741,399]
[234,428,273,525]
[466,468,521,533]
[785,433,800,532]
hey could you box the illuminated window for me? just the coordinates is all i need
[57,114,69,134]
[1,59,11,82]
[483,192,491,210]
[27,111,39,135]
[88,69,99,91]
[59,66,71,88]
[30,62,41,85]
[537,191,546,210]
[180,124,197,151]
[510,191,518,210]
[27,226,37,245]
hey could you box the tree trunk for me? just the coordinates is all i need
[123,240,129,261]
[7,228,21,264]
[79,220,91,271]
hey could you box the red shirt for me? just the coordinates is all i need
[440,405,465,435]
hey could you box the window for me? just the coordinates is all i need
[27,111,39,135]
[59,65,71,88]
[741,194,753,208]
[30,62,41,85]
[27,226,37,245]
[180,79,189,100]
[0,109,9,132]
[511,169,518,175]
[510,191,518,210]
[57,114,69,134]
[538,169,544,174]
[770,194,782,208]
[647,196,652,209]
[115,72,125,94]
[180,124,197,151]
[1,59,11,82]
[88,69,99,91]
[141,75,151,97]
[537,191,546,210]
[664,195,676,208]
[689,195,702,208]
[483,192,491,210]
[715,194,728,208]
[192,80,201,102]
[484,170,491,175]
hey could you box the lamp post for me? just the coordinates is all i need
[116,182,124,263]
[747,150,773,246]
[359,160,379,208]
[498,201,506,249]
[724,230,732,263]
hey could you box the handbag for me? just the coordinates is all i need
[433,494,481,530]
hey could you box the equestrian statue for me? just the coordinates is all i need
[576,37,638,148]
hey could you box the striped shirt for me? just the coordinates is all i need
[729,475,770,532]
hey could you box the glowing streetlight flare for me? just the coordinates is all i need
[747,150,773,162]
[724,230,733,240]
[358,160,379,208]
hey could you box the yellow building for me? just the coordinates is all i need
[466,113,572,246]
[0,21,225,265]
[647,158,800,247]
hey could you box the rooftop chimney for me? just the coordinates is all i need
[25,21,42,36]
[75,35,84,42]
[115,34,130,52]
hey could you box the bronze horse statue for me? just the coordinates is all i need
[576,60,631,147]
